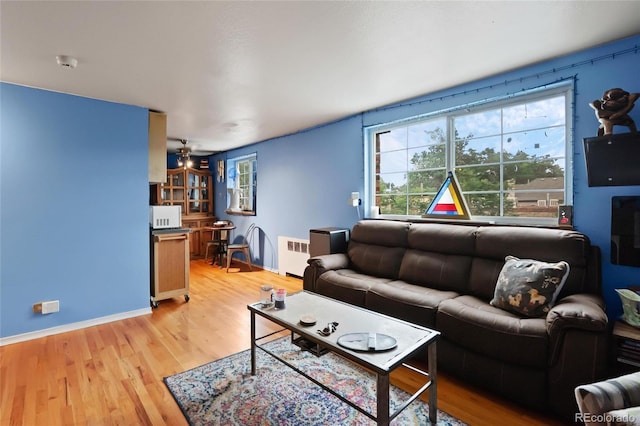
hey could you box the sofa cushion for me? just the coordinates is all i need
[350,219,410,246]
[366,280,459,328]
[437,295,548,368]
[490,256,570,317]
[399,249,472,293]
[398,222,475,293]
[315,269,392,307]
[474,226,593,297]
[348,241,405,279]
[347,220,409,279]
[438,338,547,410]
[467,257,505,301]
[406,222,477,255]
[475,226,589,265]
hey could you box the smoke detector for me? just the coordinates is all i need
[56,55,78,69]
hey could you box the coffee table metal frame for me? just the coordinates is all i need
[248,291,439,425]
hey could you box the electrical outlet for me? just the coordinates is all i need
[33,300,59,314]
[350,192,361,206]
[42,300,59,314]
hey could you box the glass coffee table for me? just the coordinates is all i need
[248,290,440,425]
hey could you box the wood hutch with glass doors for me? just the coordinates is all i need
[152,167,215,258]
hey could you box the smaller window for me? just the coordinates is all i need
[226,153,257,215]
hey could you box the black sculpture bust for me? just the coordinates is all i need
[589,88,639,136]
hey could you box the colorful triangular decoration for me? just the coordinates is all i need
[422,171,471,220]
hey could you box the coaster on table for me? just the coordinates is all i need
[299,315,317,326]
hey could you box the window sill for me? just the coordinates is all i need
[225,209,256,216]
[369,214,571,229]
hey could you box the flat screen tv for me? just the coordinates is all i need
[583,133,640,187]
[611,196,640,267]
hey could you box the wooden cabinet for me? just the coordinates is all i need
[183,217,215,257]
[148,112,167,183]
[150,230,190,308]
[152,167,215,258]
[156,168,212,215]
[159,168,187,212]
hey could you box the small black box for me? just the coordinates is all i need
[309,227,349,257]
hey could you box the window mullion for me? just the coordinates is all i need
[499,108,504,217]
[447,116,454,171]
[405,129,410,215]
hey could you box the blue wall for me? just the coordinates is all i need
[0,83,150,338]
[213,116,364,270]
[215,35,640,319]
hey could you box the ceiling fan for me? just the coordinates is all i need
[167,138,216,169]
[167,138,216,156]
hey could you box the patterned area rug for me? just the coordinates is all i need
[164,336,466,425]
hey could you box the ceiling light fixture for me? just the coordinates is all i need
[176,139,193,169]
[56,55,78,69]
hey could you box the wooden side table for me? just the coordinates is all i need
[612,321,640,373]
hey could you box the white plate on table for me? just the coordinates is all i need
[337,333,397,352]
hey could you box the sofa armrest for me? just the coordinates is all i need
[546,294,610,419]
[308,253,350,270]
[546,293,608,337]
[302,254,350,292]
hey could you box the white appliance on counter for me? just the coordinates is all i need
[149,205,182,229]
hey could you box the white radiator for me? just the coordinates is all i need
[278,236,310,278]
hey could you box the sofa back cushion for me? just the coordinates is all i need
[399,250,472,292]
[350,220,410,246]
[470,226,595,301]
[407,222,477,255]
[347,220,410,279]
[398,223,477,292]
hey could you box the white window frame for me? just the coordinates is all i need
[365,83,573,226]
[236,157,254,211]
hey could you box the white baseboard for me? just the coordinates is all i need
[0,307,152,347]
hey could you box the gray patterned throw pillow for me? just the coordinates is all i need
[490,255,570,317]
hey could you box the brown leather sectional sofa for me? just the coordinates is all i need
[303,219,609,420]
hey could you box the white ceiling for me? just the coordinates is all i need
[2,1,639,154]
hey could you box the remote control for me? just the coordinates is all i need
[368,333,376,350]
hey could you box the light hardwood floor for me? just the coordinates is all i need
[1,260,566,425]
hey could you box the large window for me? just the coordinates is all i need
[368,85,572,225]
